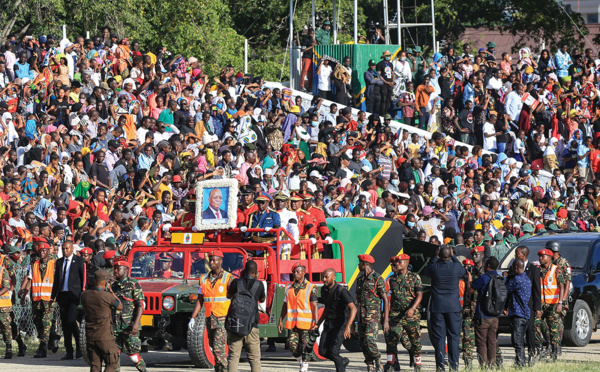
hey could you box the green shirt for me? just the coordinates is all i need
[387,271,422,317]
[315,28,331,46]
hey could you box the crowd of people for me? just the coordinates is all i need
[0,18,592,372]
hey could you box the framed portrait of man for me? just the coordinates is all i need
[195,179,238,231]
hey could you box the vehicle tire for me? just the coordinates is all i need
[563,300,593,347]
[311,306,326,361]
[343,334,362,353]
[79,318,90,366]
[187,316,228,368]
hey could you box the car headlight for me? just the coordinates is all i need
[162,296,175,311]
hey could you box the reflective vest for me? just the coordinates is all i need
[200,271,232,317]
[459,280,465,307]
[0,267,11,308]
[285,281,315,330]
[0,254,5,267]
[32,259,55,302]
[541,264,560,304]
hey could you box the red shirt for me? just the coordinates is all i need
[590,149,600,174]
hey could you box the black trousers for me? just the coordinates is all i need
[429,312,461,371]
[510,316,528,367]
[380,84,392,116]
[57,291,80,354]
[526,306,536,353]
[319,322,346,372]
[366,86,381,115]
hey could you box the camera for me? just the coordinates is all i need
[367,22,380,44]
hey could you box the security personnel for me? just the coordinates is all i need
[356,254,389,372]
[0,259,12,358]
[278,263,318,372]
[81,247,98,288]
[81,269,122,372]
[274,191,299,260]
[3,246,26,357]
[112,257,146,372]
[244,191,281,244]
[548,240,570,354]
[289,192,309,259]
[384,254,423,372]
[153,253,174,278]
[237,185,259,228]
[189,250,233,372]
[459,259,476,368]
[20,243,56,358]
[519,224,535,242]
[174,193,196,228]
[471,246,485,276]
[301,191,333,258]
[537,249,565,362]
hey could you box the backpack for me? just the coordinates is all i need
[482,273,507,317]
[226,278,260,336]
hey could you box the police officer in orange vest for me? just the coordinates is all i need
[278,262,318,372]
[189,250,233,372]
[537,249,565,362]
[20,243,56,358]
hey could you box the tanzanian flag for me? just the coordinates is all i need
[327,217,405,293]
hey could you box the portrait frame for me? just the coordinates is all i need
[195,179,239,231]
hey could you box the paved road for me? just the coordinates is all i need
[4,331,600,371]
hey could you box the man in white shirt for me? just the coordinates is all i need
[317,59,333,100]
[153,122,180,145]
[504,83,524,122]
[483,112,499,151]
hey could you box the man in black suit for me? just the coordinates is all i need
[423,245,466,371]
[202,188,228,220]
[51,240,86,360]
[400,158,425,184]
[515,245,542,364]
[251,117,267,160]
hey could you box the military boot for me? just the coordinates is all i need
[383,362,397,371]
[34,342,47,358]
[413,364,421,372]
[557,344,562,356]
[463,357,473,370]
[550,345,558,362]
[4,344,12,359]
[367,364,376,372]
[16,337,26,357]
[496,353,504,368]
[375,358,383,372]
[409,351,415,367]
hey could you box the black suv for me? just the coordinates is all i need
[499,232,600,347]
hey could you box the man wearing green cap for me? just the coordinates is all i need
[491,233,510,260]
[315,20,331,46]
[486,41,496,55]
[548,224,559,231]
[519,224,534,241]
[409,46,427,84]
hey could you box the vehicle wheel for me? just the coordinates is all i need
[311,306,326,361]
[343,334,362,353]
[187,316,228,368]
[79,318,90,365]
[564,300,593,347]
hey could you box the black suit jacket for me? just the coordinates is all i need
[524,261,542,312]
[423,255,466,313]
[251,124,267,158]
[51,255,86,300]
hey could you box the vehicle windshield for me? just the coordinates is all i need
[190,252,245,278]
[500,239,591,270]
[131,251,185,278]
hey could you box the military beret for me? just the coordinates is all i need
[113,257,131,268]
[358,254,375,264]
[537,249,553,257]
[207,250,223,258]
[103,250,117,260]
[38,243,51,250]
[291,262,306,271]
[470,246,485,254]
[462,259,475,266]
[80,247,93,255]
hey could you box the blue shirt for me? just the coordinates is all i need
[471,270,497,319]
[505,272,531,319]
[578,144,590,169]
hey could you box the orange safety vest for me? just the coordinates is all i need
[32,259,55,302]
[0,267,11,308]
[541,264,560,304]
[200,271,232,317]
[459,280,465,307]
[285,281,316,330]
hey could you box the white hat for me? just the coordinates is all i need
[202,132,218,145]
[264,168,274,176]
[309,170,323,179]
[398,205,409,214]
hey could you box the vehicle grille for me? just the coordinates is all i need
[144,295,161,314]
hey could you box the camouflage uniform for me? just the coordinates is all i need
[385,271,423,370]
[4,257,26,355]
[112,276,146,372]
[286,281,318,362]
[356,270,386,369]
[0,267,12,350]
[536,265,566,348]
[460,275,476,363]
[202,270,233,372]
[553,256,571,341]
[31,260,56,344]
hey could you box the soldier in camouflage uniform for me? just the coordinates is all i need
[3,246,26,357]
[0,260,12,358]
[384,254,423,372]
[19,243,56,358]
[548,241,570,355]
[112,257,146,372]
[356,254,389,372]
[459,259,477,369]
[537,249,566,362]
[189,250,233,372]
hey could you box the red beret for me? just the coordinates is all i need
[358,254,375,264]
[208,250,224,258]
[113,257,131,268]
[80,248,93,255]
[538,249,553,257]
[38,243,51,250]
[32,237,47,243]
[399,253,410,261]
[103,250,117,260]
[462,259,475,266]
[291,262,305,271]
[470,246,485,254]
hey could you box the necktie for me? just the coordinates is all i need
[216,210,221,219]
[62,258,69,288]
